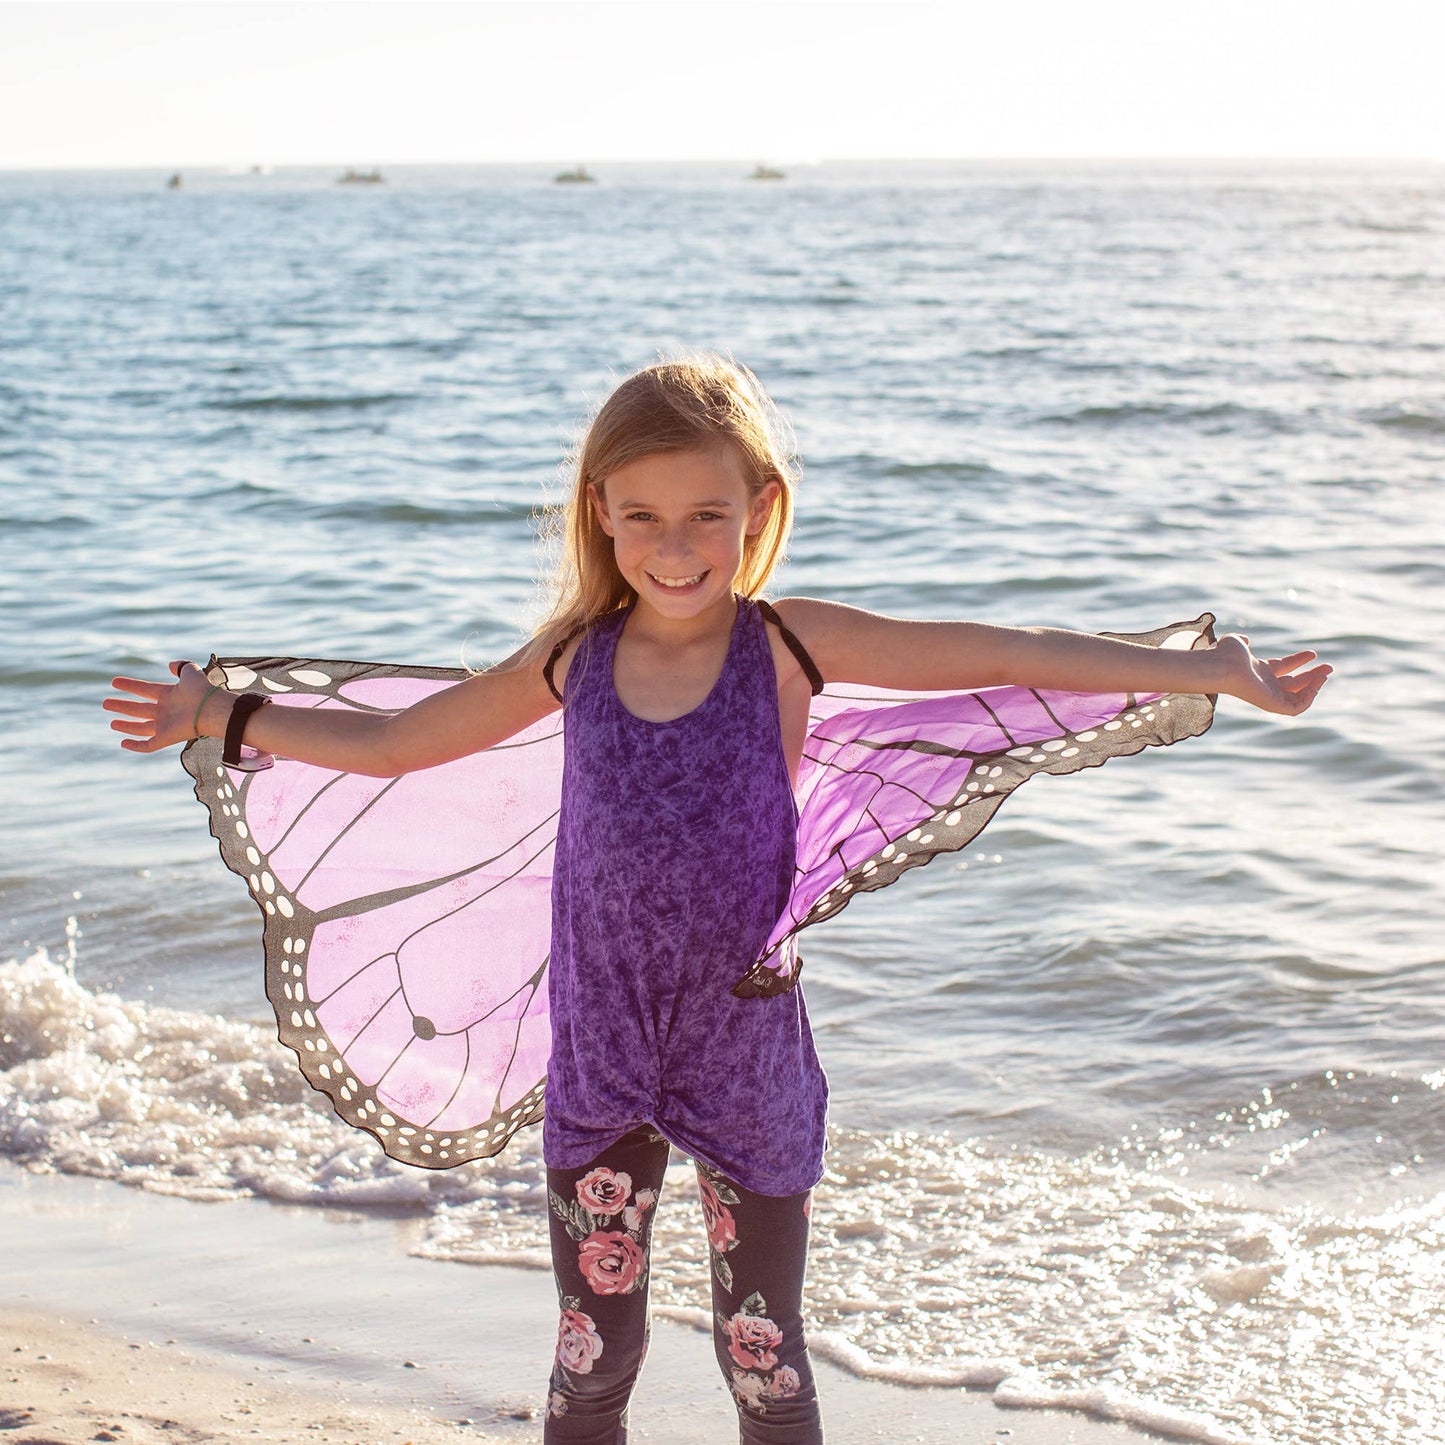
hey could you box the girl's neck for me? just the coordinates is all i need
[624,590,739,649]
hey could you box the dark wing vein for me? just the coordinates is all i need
[309,811,559,925]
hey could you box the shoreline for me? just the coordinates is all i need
[4,1163,1167,1444]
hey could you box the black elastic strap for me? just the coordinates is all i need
[543,633,578,705]
[223,692,272,768]
[756,598,825,696]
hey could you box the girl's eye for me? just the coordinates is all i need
[621,511,722,523]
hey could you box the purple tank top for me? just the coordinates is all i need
[543,596,828,1196]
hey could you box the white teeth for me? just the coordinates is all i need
[652,573,703,588]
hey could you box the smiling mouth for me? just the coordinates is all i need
[648,571,707,589]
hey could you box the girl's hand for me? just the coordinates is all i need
[104,648,561,777]
[104,660,217,754]
[1212,634,1332,716]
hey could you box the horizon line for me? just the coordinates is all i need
[1,153,1437,175]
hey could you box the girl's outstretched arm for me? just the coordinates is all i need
[775,598,1331,716]
[104,647,560,776]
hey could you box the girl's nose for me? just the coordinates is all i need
[656,525,692,559]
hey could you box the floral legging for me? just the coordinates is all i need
[544,1125,822,1443]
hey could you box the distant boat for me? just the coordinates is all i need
[337,168,385,185]
[748,164,784,181]
[166,172,183,190]
[554,166,595,184]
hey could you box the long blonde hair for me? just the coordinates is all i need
[527,355,799,665]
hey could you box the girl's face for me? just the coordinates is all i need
[588,448,778,619]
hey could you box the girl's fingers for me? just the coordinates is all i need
[108,664,204,754]
[1285,664,1332,690]
[110,675,167,700]
[1267,650,1319,674]
[102,696,156,717]
[1277,665,1331,713]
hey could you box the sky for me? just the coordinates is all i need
[2,0,1444,169]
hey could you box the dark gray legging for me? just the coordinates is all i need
[543,1125,823,1443]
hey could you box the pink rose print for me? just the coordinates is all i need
[621,1186,657,1233]
[698,1173,738,1254]
[576,1167,632,1216]
[578,1230,646,1295]
[556,1307,604,1375]
[764,1365,801,1400]
[724,1312,783,1372]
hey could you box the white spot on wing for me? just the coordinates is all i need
[1161,629,1202,651]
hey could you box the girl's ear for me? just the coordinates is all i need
[586,481,616,538]
[746,481,781,537]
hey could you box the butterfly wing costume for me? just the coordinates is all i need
[181,613,1216,1170]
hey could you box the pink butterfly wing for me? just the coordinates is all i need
[733,616,1217,996]
[182,658,560,1168]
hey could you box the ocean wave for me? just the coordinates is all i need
[1366,406,1445,436]
[1036,401,1289,431]
[186,483,541,527]
[1349,218,1433,234]
[0,664,110,688]
[312,499,541,526]
[873,458,1009,484]
[0,511,93,531]
[971,344,1050,360]
[296,335,474,359]
[209,392,417,413]
[149,478,282,508]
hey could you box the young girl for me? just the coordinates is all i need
[105,357,1330,1444]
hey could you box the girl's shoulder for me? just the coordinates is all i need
[542,608,627,704]
[766,596,831,637]
[765,596,869,685]
[759,597,827,696]
[765,597,951,689]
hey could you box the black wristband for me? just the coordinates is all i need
[222,692,273,770]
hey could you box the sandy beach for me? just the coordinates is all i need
[2,1164,1165,1445]
[5,1308,520,1445]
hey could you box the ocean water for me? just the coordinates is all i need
[2,160,1443,1444]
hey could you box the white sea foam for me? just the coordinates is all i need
[0,944,527,1209]
[993,1376,1270,1445]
